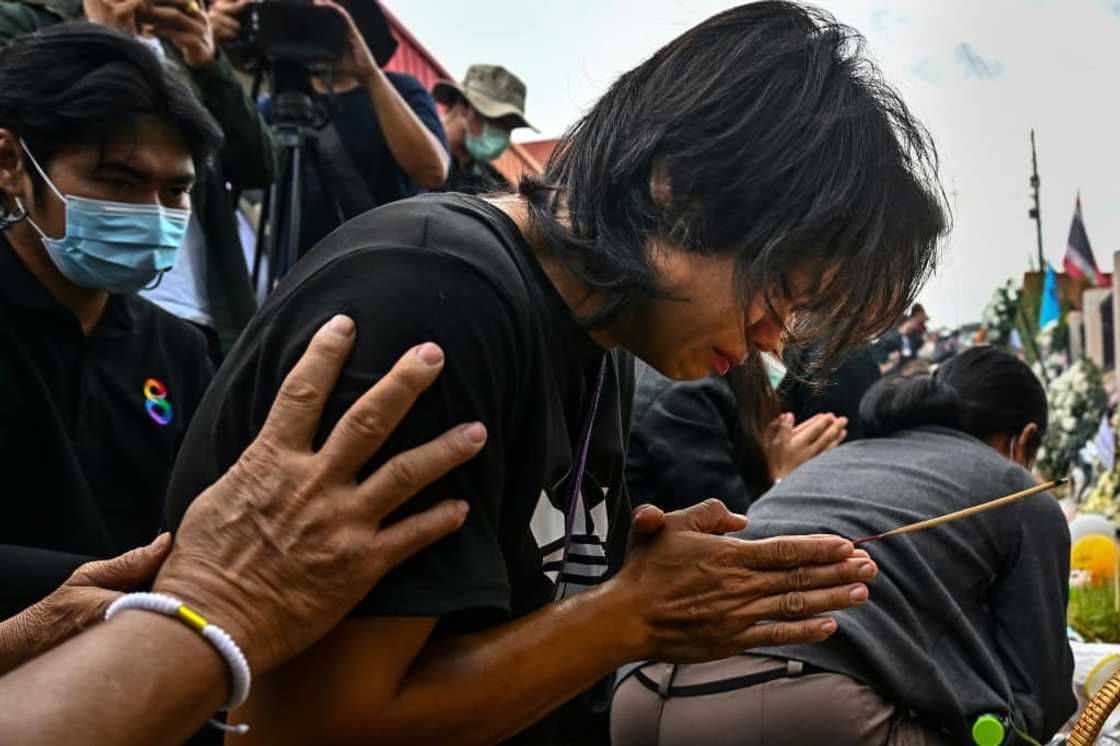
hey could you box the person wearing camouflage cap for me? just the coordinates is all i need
[434,64,537,194]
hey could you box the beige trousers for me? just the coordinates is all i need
[610,656,955,746]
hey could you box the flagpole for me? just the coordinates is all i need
[1029,130,1044,271]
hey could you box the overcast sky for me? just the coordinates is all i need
[386,0,1120,327]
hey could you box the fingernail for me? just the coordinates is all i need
[819,619,837,634]
[154,532,171,549]
[849,585,869,603]
[416,343,444,366]
[327,314,354,336]
[455,500,470,518]
[858,562,877,579]
[462,422,487,444]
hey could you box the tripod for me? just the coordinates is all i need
[251,89,345,292]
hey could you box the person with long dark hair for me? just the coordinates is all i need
[164,3,948,743]
[612,346,1075,745]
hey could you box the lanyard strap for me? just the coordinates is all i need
[556,354,609,598]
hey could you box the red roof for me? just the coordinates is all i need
[517,139,560,168]
[381,5,453,90]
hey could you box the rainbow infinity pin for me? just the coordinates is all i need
[143,378,173,426]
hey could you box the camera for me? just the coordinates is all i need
[227,0,398,110]
[228,0,347,66]
[228,0,398,68]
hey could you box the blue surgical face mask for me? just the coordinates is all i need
[465,121,511,163]
[17,140,190,293]
[762,352,788,390]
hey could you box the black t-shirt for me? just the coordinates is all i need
[164,193,633,744]
[0,239,213,616]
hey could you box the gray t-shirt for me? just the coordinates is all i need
[742,426,1075,742]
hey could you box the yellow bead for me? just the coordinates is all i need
[176,605,209,632]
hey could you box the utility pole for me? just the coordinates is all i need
[1029,130,1044,271]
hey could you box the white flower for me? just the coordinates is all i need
[1071,569,1093,589]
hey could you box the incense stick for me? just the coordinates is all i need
[852,478,1067,547]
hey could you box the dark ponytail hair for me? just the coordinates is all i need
[727,355,782,496]
[860,346,1047,456]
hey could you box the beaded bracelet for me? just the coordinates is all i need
[105,592,252,735]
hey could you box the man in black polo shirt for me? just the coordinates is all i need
[165,4,948,744]
[0,27,221,618]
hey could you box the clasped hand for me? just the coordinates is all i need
[610,499,876,662]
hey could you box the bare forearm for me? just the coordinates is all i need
[383,583,641,745]
[0,611,226,746]
[364,71,450,189]
[246,581,643,746]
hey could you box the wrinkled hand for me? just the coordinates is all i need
[313,0,377,83]
[0,535,171,673]
[207,0,248,43]
[767,412,847,481]
[153,316,485,675]
[139,0,216,68]
[614,499,876,663]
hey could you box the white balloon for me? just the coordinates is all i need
[1070,513,1118,545]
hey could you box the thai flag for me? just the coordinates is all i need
[1062,193,1109,287]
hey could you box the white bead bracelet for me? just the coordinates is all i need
[105,592,252,735]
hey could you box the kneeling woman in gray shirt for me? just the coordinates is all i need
[612,346,1075,745]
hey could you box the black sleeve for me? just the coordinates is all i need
[188,53,276,191]
[626,376,751,514]
[165,247,525,628]
[990,488,1077,738]
[0,544,92,619]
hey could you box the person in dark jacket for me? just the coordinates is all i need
[612,346,1075,745]
[779,343,880,440]
[627,358,848,513]
[0,0,273,358]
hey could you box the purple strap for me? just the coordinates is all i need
[556,354,609,597]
